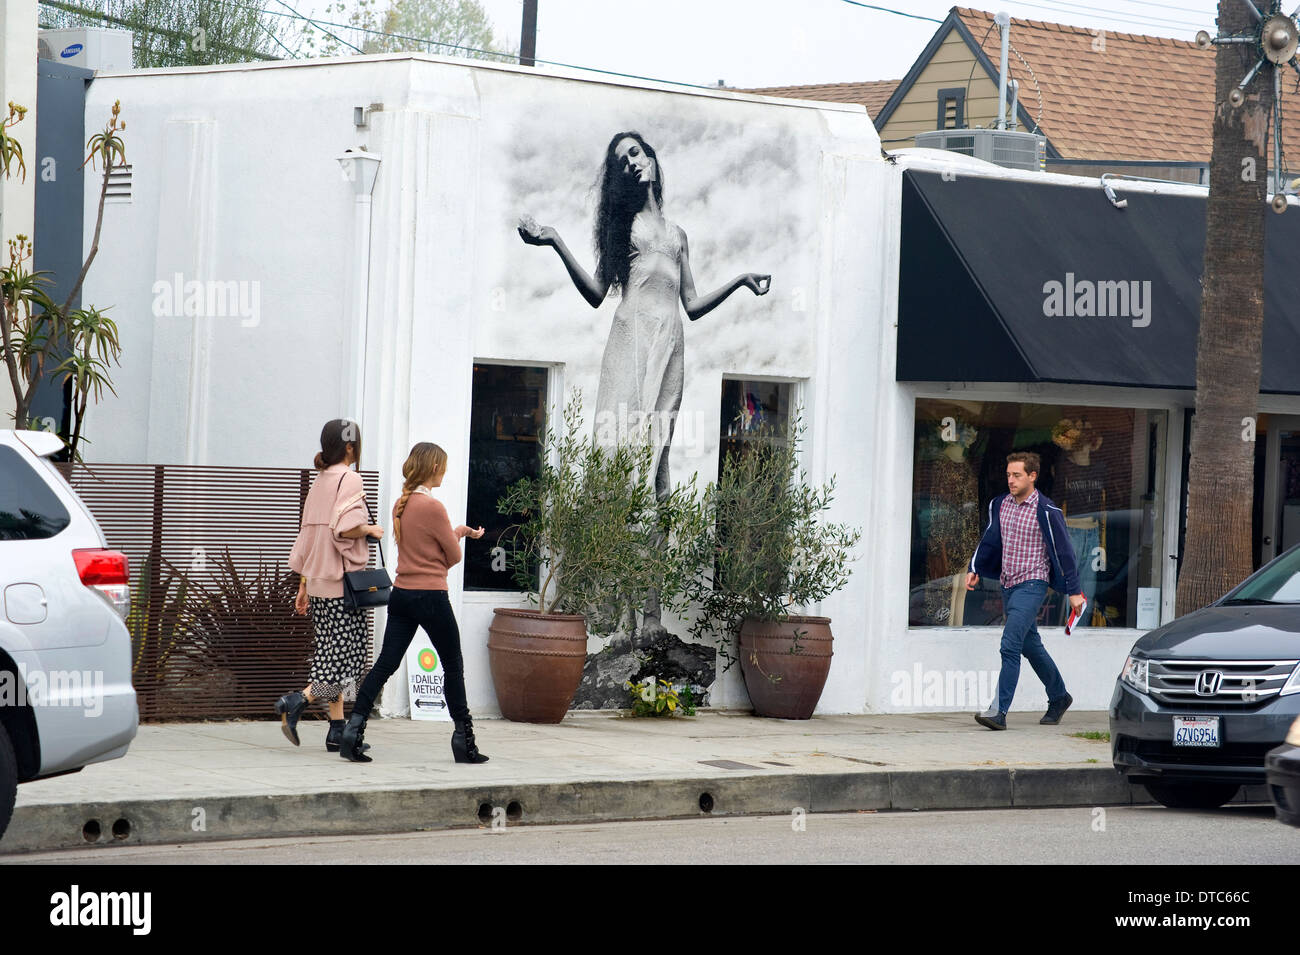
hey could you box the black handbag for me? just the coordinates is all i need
[336,474,392,610]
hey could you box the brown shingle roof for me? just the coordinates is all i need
[745,79,900,119]
[954,6,1300,163]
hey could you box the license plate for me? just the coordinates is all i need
[1173,716,1220,748]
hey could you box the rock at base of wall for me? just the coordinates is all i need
[571,624,716,710]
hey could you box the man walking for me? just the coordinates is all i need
[965,451,1083,730]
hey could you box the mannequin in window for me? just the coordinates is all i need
[925,425,980,625]
[1051,418,1106,627]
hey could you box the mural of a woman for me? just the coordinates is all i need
[519,131,770,639]
[519,130,771,494]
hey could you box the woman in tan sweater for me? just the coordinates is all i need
[339,442,486,763]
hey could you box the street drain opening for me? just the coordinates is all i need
[477,802,493,823]
[699,792,715,814]
[112,818,131,841]
[82,819,101,843]
[506,800,523,821]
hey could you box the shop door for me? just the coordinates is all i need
[1260,415,1300,566]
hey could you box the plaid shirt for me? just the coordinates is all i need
[999,490,1050,588]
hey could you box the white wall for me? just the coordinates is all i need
[81,54,895,716]
[0,0,38,426]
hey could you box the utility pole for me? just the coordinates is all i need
[1176,0,1278,614]
[520,0,537,67]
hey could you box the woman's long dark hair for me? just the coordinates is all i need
[315,419,361,470]
[593,131,663,293]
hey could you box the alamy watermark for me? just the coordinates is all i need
[50,885,151,935]
[592,404,711,458]
[1042,273,1151,328]
[890,662,999,709]
[0,664,104,717]
[151,272,261,327]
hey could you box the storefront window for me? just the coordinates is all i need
[718,378,793,477]
[910,399,1167,630]
[464,364,548,591]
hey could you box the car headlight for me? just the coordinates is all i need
[1281,664,1300,698]
[1287,716,1300,747]
[1121,655,1149,694]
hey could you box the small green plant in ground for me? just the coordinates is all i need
[1085,758,1100,763]
[626,678,696,717]
[1070,730,1110,742]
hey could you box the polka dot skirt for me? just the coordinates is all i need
[307,595,369,702]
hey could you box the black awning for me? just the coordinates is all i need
[897,169,1300,394]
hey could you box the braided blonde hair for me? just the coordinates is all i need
[394,442,448,543]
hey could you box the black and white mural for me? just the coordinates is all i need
[476,91,821,708]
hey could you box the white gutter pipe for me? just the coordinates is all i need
[996,11,1011,130]
[335,148,381,445]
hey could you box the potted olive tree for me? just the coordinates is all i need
[681,417,860,719]
[492,393,702,722]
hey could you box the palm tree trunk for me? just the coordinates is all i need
[1176,1,1272,616]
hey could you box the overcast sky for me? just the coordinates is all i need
[293,0,1227,89]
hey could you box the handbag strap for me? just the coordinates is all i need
[335,470,386,569]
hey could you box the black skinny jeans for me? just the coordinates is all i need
[353,587,468,723]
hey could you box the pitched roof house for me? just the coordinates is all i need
[753,6,1300,185]
[745,78,900,121]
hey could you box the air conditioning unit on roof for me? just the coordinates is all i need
[38,28,134,72]
[915,128,1046,172]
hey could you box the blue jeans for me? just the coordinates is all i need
[997,579,1068,714]
[1066,523,1099,627]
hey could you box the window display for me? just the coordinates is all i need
[910,399,1167,630]
[718,378,793,476]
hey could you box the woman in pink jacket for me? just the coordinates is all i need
[279,420,383,752]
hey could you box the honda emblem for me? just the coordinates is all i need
[1195,670,1223,696]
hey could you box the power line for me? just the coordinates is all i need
[38,0,281,60]
[263,0,360,54]
[838,0,943,24]
[1096,0,1219,17]
[1000,0,1205,32]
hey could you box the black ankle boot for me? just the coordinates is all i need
[274,690,309,746]
[339,712,372,763]
[326,719,370,754]
[451,716,489,764]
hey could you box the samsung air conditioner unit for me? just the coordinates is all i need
[915,128,1046,172]
[38,28,134,72]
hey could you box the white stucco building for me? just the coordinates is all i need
[76,51,1298,718]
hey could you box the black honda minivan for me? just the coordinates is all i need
[1110,544,1300,809]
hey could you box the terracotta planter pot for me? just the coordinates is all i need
[738,615,833,720]
[488,608,588,723]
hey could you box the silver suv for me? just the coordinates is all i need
[0,429,138,844]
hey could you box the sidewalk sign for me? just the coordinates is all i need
[405,637,452,722]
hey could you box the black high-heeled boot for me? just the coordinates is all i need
[326,719,369,754]
[274,690,309,746]
[338,712,372,762]
[451,715,489,764]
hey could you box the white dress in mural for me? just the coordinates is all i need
[595,212,685,486]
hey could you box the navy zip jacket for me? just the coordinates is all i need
[968,492,1081,596]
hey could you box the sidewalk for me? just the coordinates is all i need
[0,710,1267,854]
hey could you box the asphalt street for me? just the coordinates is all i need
[7,804,1291,865]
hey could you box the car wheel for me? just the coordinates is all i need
[0,722,16,843]
[1143,780,1240,810]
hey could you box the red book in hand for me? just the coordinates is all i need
[1065,598,1088,636]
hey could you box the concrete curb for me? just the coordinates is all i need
[1,765,1190,855]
